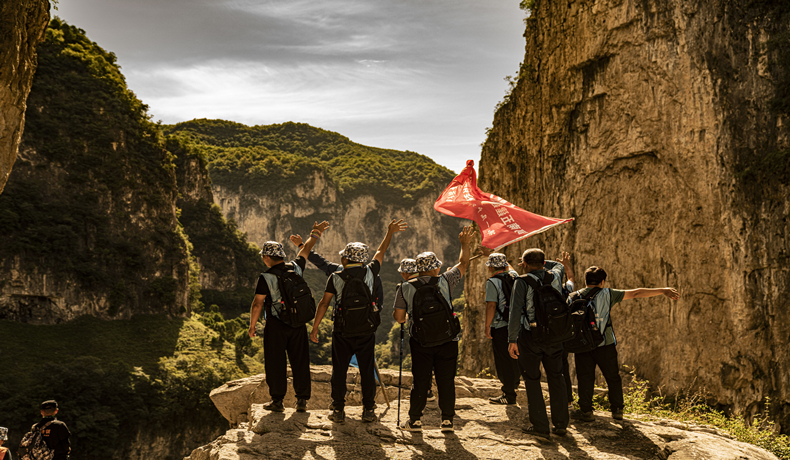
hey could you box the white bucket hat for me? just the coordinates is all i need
[259,241,286,258]
[397,258,419,274]
[339,242,369,263]
[485,253,509,269]
[415,252,442,272]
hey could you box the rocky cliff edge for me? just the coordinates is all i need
[186,367,777,459]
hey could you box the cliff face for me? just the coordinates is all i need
[463,0,790,430]
[213,173,461,265]
[0,20,192,323]
[0,0,49,194]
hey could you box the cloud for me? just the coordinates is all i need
[55,0,526,172]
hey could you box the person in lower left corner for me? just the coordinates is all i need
[0,426,13,460]
[36,400,70,460]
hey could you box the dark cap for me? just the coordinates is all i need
[40,400,58,410]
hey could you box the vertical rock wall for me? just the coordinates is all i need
[463,0,790,430]
[0,0,49,194]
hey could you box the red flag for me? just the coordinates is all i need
[434,160,573,249]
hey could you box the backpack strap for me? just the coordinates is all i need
[542,271,554,286]
[522,273,542,291]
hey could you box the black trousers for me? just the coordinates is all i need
[563,349,573,403]
[331,332,377,410]
[263,316,311,401]
[491,326,521,402]
[575,343,623,413]
[517,329,568,433]
[409,338,458,421]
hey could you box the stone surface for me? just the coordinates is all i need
[189,397,777,460]
[0,0,49,194]
[461,0,790,431]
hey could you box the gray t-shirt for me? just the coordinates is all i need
[485,269,519,329]
[575,287,625,347]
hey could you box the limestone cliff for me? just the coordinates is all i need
[0,0,49,194]
[463,0,790,432]
[0,20,192,322]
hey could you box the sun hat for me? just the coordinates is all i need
[339,242,369,263]
[485,253,508,269]
[397,258,419,274]
[0,426,7,441]
[415,252,442,272]
[258,241,286,258]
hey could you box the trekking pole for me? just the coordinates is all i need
[397,322,404,426]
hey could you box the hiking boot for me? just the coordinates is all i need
[489,395,516,405]
[612,409,624,420]
[440,419,454,432]
[263,400,284,412]
[572,410,594,422]
[553,426,567,437]
[328,409,345,424]
[295,399,308,413]
[399,419,422,432]
[522,426,551,440]
[427,389,436,402]
[361,408,377,423]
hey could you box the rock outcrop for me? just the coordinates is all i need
[462,0,790,432]
[187,369,778,459]
[0,0,49,194]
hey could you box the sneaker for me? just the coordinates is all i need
[612,409,624,420]
[361,408,377,423]
[571,410,594,422]
[399,419,422,432]
[295,399,308,413]
[440,420,454,432]
[427,389,436,402]
[553,426,567,437]
[489,395,516,405]
[522,426,551,440]
[328,409,345,424]
[263,400,284,412]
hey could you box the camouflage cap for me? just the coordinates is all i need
[258,241,286,259]
[397,258,419,274]
[339,242,369,263]
[0,426,7,441]
[415,252,442,272]
[485,253,509,269]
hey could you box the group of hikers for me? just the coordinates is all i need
[247,219,680,437]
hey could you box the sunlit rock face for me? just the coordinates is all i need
[462,0,790,431]
[0,0,49,194]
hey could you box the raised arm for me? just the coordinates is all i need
[453,226,476,277]
[373,219,408,265]
[297,221,330,260]
[560,251,576,285]
[623,287,680,300]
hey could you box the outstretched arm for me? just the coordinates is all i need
[623,287,680,300]
[373,219,408,265]
[297,221,329,260]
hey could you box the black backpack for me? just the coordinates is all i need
[274,264,317,328]
[564,288,605,353]
[493,272,516,321]
[336,269,380,337]
[18,420,54,460]
[409,277,461,347]
[523,272,574,345]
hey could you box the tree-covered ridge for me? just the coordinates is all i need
[166,119,457,200]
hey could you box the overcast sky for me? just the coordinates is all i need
[54,0,526,173]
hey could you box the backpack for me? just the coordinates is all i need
[492,271,516,321]
[274,264,317,328]
[18,420,54,460]
[564,288,605,353]
[336,269,380,337]
[523,272,574,345]
[409,277,461,347]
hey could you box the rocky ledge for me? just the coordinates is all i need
[187,366,777,459]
